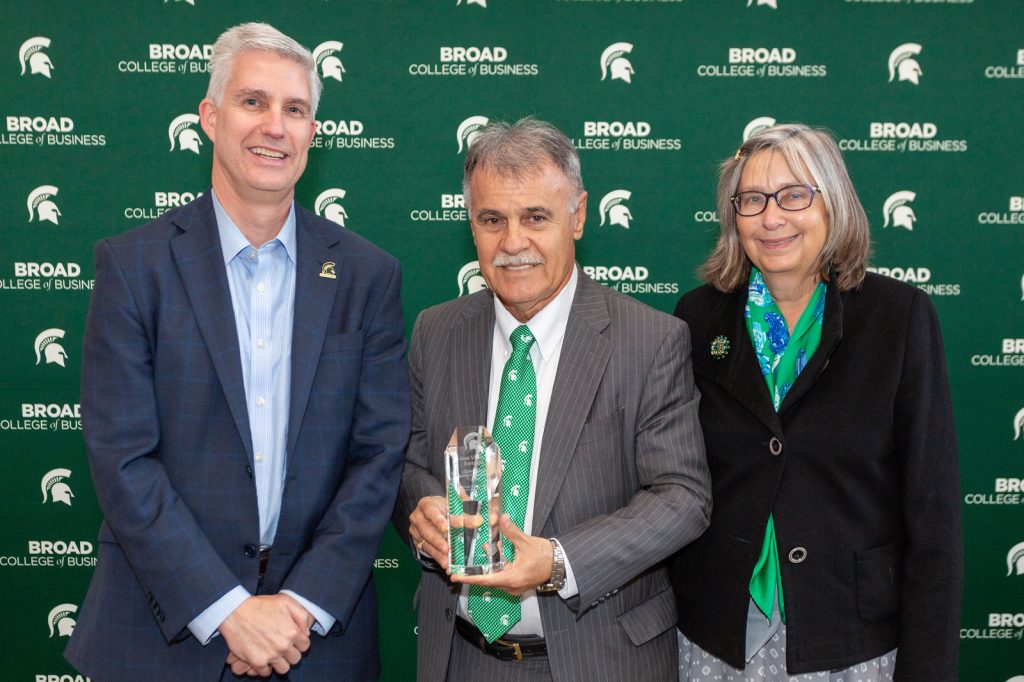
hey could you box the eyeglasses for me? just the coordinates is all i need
[731,184,819,217]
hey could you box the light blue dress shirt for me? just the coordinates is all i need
[187,191,334,644]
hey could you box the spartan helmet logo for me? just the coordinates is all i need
[1007,541,1024,576]
[35,328,68,367]
[747,0,778,7]
[1014,406,1024,441]
[19,37,53,78]
[27,185,61,225]
[457,115,489,154]
[883,191,917,230]
[457,0,487,6]
[315,188,348,227]
[313,41,345,82]
[457,260,488,297]
[601,42,634,83]
[48,603,78,638]
[599,189,633,229]
[42,468,74,506]
[168,113,203,154]
[743,116,776,142]
[888,43,923,84]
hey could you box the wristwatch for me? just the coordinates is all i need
[536,538,566,593]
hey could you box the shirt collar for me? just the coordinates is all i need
[493,264,578,361]
[212,189,297,265]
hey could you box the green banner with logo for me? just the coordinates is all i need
[1,1,1021,680]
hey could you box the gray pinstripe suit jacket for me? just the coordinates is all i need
[395,270,711,681]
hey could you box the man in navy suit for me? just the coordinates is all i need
[65,23,409,681]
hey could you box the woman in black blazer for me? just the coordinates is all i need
[672,124,961,682]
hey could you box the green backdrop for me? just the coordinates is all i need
[2,1,1022,679]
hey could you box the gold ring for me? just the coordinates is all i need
[415,538,426,551]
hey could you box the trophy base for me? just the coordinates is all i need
[449,560,506,576]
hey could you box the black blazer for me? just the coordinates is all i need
[670,273,961,681]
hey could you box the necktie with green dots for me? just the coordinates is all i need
[468,324,537,642]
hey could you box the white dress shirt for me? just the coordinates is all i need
[457,265,581,637]
[187,190,333,644]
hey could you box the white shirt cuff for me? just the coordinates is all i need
[187,585,251,645]
[556,539,579,599]
[281,590,336,636]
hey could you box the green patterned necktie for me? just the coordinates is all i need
[468,324,537,642]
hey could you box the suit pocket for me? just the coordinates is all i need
[617,586,678,646]
[322,330,364,354]
[577,408,624,447]
[855,542,902,623]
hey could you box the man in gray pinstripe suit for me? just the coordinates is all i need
[395,118,711,681]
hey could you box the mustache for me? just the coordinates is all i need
[492,252,544,268]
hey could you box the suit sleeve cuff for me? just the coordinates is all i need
[187,586,250,645]
[556,540,579,600]
[281,590,336,636]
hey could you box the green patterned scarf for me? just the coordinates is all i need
[744,267,826,623]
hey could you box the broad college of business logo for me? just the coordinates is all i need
[168,113,202,154]
[313,41,345,83]
[457,261,487,297]
[41,467,74,506]
[28,185,61,224]
[883,191,917,231]
[48,603,77,638]
[315,188,348,227]
[599,190,633,230]
[601,43,634,83]
[743,117,776,142]
[35,328,68,367]
[20,37,53,78]
[888,43,922,85]
[457,115,488,153]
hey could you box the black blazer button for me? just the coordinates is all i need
[244,544,257,558]
[444,608,453,622]
[788,546,807,564]
[769,437,783,456]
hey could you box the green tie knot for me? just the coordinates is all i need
[510,325,535,355]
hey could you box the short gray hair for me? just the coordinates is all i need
[462,117,584,215]
[206,22,322,117]
[701,123,871,292]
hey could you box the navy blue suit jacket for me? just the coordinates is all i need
[66,192,410,681]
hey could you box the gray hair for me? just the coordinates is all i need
[700,123,871,292]
[206,22,322,117]
[462,117,584,215]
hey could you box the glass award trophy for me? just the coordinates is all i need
[445,426,505,575]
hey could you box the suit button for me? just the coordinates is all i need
[244,544,257,558]
[444,608,453,622]
[788,546,807,564]
[245,465,253,479]
[769,437,783,456]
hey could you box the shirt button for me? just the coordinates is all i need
[255,452,265,463]
[256,282,266,292]
[248,251,257,260]
[256,397,266,408]
[257,338,267,349]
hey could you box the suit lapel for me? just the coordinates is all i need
[169,194,254,459]
[531,274,612,534]
[449,293,494,428]
[695,288,783,436]
[285,211,340,460]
